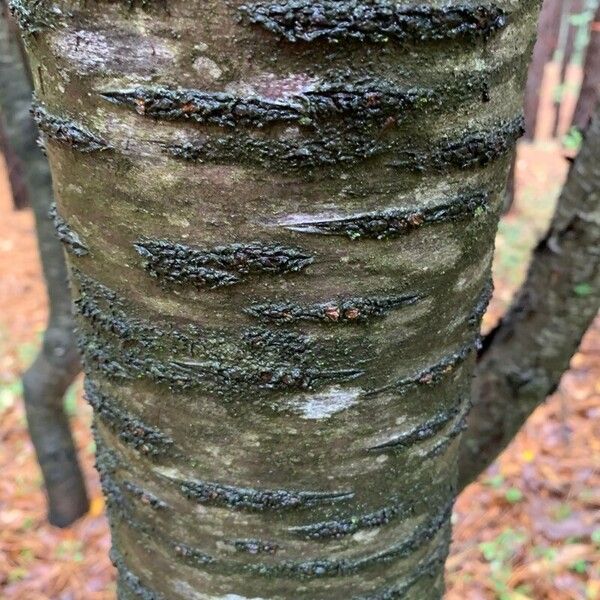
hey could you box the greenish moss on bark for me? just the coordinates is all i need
[84,379,175,457]
[168,116,523,171]
[32,103,109,152]
[49,203,90,256]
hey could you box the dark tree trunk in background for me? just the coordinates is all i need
[504,0,561,214]
[460,104,600,487]
[552,0,583,136]
[523,0,563,139]
[573,5,600,131]
[0,4,86,527]
[0,118,28,209]
[11,0,565,597]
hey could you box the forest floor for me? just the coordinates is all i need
[0,140,598,599]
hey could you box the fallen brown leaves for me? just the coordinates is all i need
[447,318,600,599]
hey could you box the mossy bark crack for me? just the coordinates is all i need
[245,294,421,324]
[84,379,174,457]
[280,191,489,239]
[168,116,523,171]
[101,83,434,129]
[32,104,109,153]
[367,395,467,451]
[134,238,313,289]
[289,481,456,540]
[49,203,89,256]
[366,340,477,397]
[171,475,355,511]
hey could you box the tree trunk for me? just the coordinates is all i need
[460,103,600,488]
[0,4,87,527]
[14,0,539,597]
[572,4,600,131]
[523,0,563,139]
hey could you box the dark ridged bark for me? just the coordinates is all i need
[0,4,86,527]
[14,0,539,596]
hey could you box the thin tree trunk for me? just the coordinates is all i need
[0,4,87,527]
[572,5,600,130]
[14,0,539,596]
[0,117,29,209]
[523,0,563,140]
[459,103,600,490]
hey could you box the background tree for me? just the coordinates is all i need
[0,2,86,527]
[7,0,599,598]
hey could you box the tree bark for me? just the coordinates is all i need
[459,103,600,489]
[0,4,87,527]
[13,0,539,597]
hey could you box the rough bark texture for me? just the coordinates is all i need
[14,0,539,597]
[460,105,600,488]
[0,5,87,527]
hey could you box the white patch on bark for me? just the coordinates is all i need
[287,386,362,420]
[352,528,381,543]
[153,465,186,480]
[52,28,175,76]
[192,56,223,80]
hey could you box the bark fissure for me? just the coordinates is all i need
[100,83,435,128]
[84,379,175,457]
[365,340,477,397]
[468,278,494,326]
[73,269,313,363]
[122,480,170,511]
[289,481,456,540]
[240,1,508,43]
[73,269,368,396]
[356,543,448,600]
[278,191,489,239]
[166,501,451,579]
[168,116,524,171]
[111,547,165,600]
[229,538,280,555]
[32,103,109,152]
[367,395,467,451]
[134,238,314,289]
[81,332,364,393]
[102,451,451,581]
[245,294,421,324]
[387,116,524,171]
[167,473,355,511]
[49,202,89,256]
